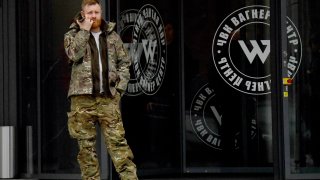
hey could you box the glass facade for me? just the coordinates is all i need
[1,0,319,179]
[283,0,320,179]
[118,0,181,175]
[184,1,273,172]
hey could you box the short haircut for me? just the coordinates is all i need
[81,0,101,9]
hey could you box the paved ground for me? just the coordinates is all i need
[10,174,275,180]
[10,178,274,180]
[143,178,274,180]
[10,177,275,180]
[141,175,274,180]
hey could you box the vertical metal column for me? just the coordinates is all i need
[1,0,18,126]
[0,0,17,177]
[0,0,4,127]
[270,0,287,179]
[26,126,34,176]
[0,126,16,178]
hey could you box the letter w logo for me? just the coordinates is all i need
[142,39,157,63]
[238,40,270,64]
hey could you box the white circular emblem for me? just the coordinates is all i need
[119,9,143,96]
[190,83,258,150]
[212,5,302,95]
[132,4,167,95]
[190,84,222,150]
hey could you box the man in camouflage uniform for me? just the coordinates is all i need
[64,0,138,179]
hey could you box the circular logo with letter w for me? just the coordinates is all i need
[212,5,301,95]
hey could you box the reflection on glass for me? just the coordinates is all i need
[40,0,82,174]
[286,0,320,175]
[184,1,273,171]
[119,0,181,177]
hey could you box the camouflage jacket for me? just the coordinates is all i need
[64,14,131,98]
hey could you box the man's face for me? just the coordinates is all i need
[82,3,102,29]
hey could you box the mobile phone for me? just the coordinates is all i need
[79,17,85,23]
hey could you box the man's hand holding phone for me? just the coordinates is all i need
[77,16,93,31]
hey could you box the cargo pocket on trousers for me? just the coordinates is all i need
[113,98,121,121]
[67,111,82,139]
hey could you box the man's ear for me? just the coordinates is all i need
[81,11,85,18]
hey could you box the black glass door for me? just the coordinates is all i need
[283,0,320,179]
[118,0,181,177]
[37,0,109,178]
[184,0,273,173]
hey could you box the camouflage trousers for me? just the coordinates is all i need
[67,94,138,180]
